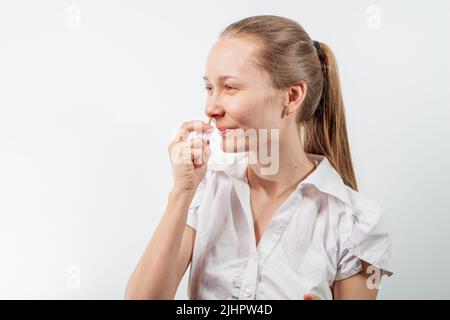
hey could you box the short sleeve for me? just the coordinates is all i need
[185,172,208,230]
[335,198,393,281]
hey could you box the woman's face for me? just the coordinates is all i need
[203,36,286,153]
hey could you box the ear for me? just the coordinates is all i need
[283,81,307,116]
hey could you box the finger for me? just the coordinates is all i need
[193,141,211,168]
[203,143,211,161]
[187,138,205,150]
[181,120,214,133]
[171,140,197,166]
[174,139,211,167]
[304,293,321,300]
[175,142,205,166]
[172,119,214,144]
[169,141,190,165]
[172,127,190,143]
[170,139,199,163]
[191,148,207,165]
[199,142,211,166]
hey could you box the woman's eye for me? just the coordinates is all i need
[204,85,236,93]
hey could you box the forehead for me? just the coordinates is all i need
[204,36,264,82]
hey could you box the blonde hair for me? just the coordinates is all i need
[221,15,358,191]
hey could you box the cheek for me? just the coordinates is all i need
[262,94,284,128]
[223,95,257,125]
[224,92,281,129]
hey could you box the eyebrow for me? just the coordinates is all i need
[203,75,239,81]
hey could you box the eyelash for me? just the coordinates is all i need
[204,85,236,92]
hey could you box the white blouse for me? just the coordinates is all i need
[185,151,393,300]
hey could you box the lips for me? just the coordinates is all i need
[217,127,238,135]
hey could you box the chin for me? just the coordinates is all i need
[220,136,248,153]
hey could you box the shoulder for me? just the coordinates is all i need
[338,186,389,238]
[303,154,393,277]
[303,155,390,240]
[301,156,388,234]
[335,186,393,278]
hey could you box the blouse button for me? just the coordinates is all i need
[344,239,353,248]
[353,247,361,256]
[232,277,240,288]
[243,287,253,298]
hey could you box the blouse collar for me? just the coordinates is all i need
[208,151,352,207]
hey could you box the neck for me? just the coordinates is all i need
[247,136,316,199]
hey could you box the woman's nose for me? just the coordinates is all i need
[205,107,223,119]
[205,97,225,118]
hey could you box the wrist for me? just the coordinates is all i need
[169,186,196,201]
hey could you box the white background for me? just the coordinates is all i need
[0,0,449,299]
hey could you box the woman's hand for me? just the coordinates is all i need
[168,120,213,193]
[304,293,321,300]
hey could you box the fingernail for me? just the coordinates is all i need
[207,140,210,145]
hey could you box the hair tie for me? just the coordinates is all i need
[313,40,321,55]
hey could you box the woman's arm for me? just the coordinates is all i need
[124,188,196,300]
[125,120,212,299]
[332,260,381,300]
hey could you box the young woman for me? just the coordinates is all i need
[125,15,393,300]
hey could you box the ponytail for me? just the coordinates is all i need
[302,42,358,191]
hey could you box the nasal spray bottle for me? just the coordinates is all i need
[187,117,214,168]
[187,117,214,142]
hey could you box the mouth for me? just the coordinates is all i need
[217,127,239,136]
